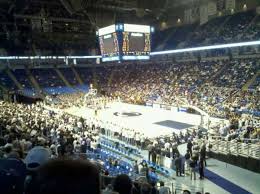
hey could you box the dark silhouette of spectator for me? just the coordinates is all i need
[156,146,162,165]
[113,174,132,194]
[158,181,171,194]
[190,158,197,180]
[147,143,153,161]
[200,144,207,167]
[187,140,193,156]
[151,182,159,194]
[183,190,191,194]
[172,145,179,159]
[181,154,186,175]
[141,182,152,194]
[57,144,66,158]
[185,150,191,160]
[185,149,191,173]
[199,157,205,180]
[175,154,182,177]
[133,160,139,174]
[0,157,27,194]
[152,148,157,164]
[80,140,87,153]
[28,159,100,194]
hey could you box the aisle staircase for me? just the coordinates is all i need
[71,66,84,85]
[24,65,42,93]
[194,62,228,93]
[207,63,228,83]
[242,70,260,91]
[107,69,115,86]
[219,15,231,30]
[92,67,98,89]
[178,24,201,48]
[5,68,23,90]
[54,66,72,88]
[156,28,177,51]
[0,83,7,93]
[243,15,259,33]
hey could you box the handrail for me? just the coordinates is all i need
[171,182,204,194]
[209,135,260,143]
[197,138,260,159]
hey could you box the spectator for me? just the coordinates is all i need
[113,174,132,194]
[187,140,193,156]
[185,150,191,173]
[158,181,171,194]
[28,159,101,194]
[151,182,159,194]
[199,157,205,180]
[175,154,182,177]
[25,146,51,170]
[140,182,152,194]
[200,143,207,167]
[133,160,139,174]
[147,143,154,161]
[189,158,197,180]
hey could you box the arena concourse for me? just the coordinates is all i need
[0,0,260,194]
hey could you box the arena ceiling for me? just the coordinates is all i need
[0,0,178,28]
[0,0,178,55]
[0,0,259,55]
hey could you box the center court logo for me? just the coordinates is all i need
[113,112,142,117]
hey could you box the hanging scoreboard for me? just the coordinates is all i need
[98,25,120,62]
[122,24,151,60]
[98,24,152,62]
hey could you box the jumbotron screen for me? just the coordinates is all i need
[122,32,150,54]
[99,33,119,57]
[122,24,151,60]
[98,25,119,62]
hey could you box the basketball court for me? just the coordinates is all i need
[64,102,202,139]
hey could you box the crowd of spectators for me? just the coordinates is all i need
[0,58,259,194]
[208,113,259,141]
[94,59,259,118]
[89,59,259,142]
[0,100,179,194]
[34,58,259,142]
[154,9,260,50]
[3,58,258,144]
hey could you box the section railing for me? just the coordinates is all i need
[196,138,260,159]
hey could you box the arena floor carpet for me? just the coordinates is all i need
[154,120,194,130]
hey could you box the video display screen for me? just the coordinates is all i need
[122,32,150,56]
[99,32,119,59]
